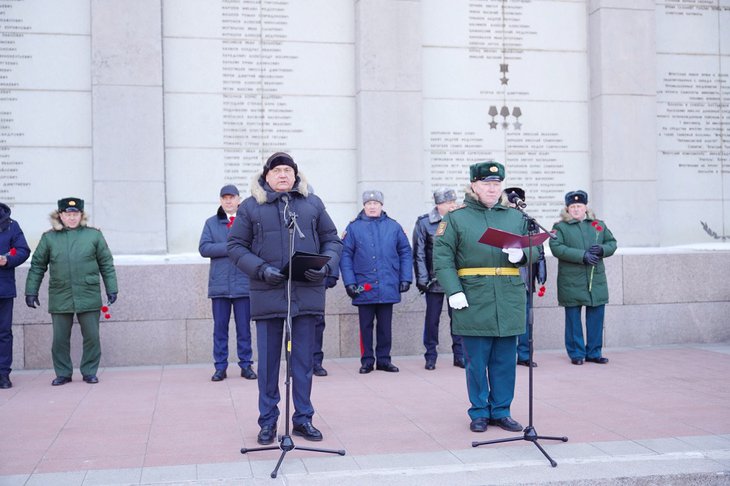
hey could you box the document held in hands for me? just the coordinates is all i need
[479,228,554,249]
[280,251,331,282]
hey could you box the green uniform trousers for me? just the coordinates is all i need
[51,311,101,378]
[462,335,517,421]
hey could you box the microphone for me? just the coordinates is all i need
[507,191,527,208]
[282,194,305,238]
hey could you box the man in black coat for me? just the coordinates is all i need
[412,188,464,370]
[227,153,342,445]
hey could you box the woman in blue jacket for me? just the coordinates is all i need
[340,190,412,374]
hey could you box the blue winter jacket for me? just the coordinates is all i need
[227,172,342,320]
[199,206,250,299]
[0,203,31,298]
[340,210,413,305]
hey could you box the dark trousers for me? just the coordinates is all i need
[517,296,531,362]
[255,315,316,428]
[564,305,606,360]
[51,311,101,377]
[462,335,517,420]
[212,297,253,371]
[423,292,462,362]
[313,315,325,367]
[0,298,13,374]
[357,303,393,367]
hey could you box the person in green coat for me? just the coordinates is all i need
[433,161,538,434]
[25,197,118,386]
[549,190,617,366]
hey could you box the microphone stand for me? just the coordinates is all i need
[240,200,345,478]
[471,205,568,467]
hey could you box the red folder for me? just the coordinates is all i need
[479,228,554,249]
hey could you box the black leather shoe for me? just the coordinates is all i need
[571,358,584,365]
[376,363,399,372]
[517,359,538,367]
[359,365,373,374]
[425,361,436,370]
[469,417,488,432]
[240,366,257,380]
[292,421,323,441]
[82,375,99,384]
[453,357,465,368]
[586,356,609,364]
[313,364,328,377]
[0,374,11,389]
[489,416,523,432]
[257,425,277,445]
[52,376,72,386]
[211,370,227,381]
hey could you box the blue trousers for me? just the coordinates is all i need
[423,292,462,362]
[0,298,13,374]
[564,305,606,360]
[516,296,531,362]
[462,335,517,420]
[313,314,325,367]
[256,315,316,428]
[357,303,393,367]
[212,297,253,371]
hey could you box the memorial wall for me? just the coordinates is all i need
[655,0,729,245]
[0,0,727,252]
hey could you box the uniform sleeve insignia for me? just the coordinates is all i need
[435,221,447,236]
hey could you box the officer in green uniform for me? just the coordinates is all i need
[433,161,537,433]
[549,190,617,365]
[25,197,118,386]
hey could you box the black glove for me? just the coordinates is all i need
[399,281,411,293]
[262,266,286,285]
[583,251,600,266]
[416,282,429,293]
[588,244,604,257]
[107,293,117,305]
[304,264,327,283]
[25,295,39,308]
[325,276,338,289]
[345,284,359,299]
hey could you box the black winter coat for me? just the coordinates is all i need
[227,173,342,320]
[412,207,445,294]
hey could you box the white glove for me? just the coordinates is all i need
[448,292,469,309]
[502,247,523,263]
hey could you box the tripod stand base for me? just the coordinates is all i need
[472,426,568,468]
[241,434,346,478]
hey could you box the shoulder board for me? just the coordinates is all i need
[450,204,467,212]
[416,214,429,221]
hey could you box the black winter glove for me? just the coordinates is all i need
[25,295,39,308]
[262,266,286,285]
[588,244,604,257]
[399,281,411,293]
[107,293,117,305]
[345,284,359,299]
[304,264,327,283]
[416,282,429,294]
[583,251,600,266]
[325,276,338,289]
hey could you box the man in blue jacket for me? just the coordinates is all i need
[228,153,342,445]
[340,190,413,374]
[199,185,256,382]
[0,203,31,389]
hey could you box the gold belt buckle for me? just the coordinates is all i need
[494,267,502,276]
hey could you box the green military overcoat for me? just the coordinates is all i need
[25,212,118,313]
[549,209,617,307]
[433,192,538,337]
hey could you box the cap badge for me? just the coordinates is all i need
[69,200,76,206]
[489,166,498,173]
